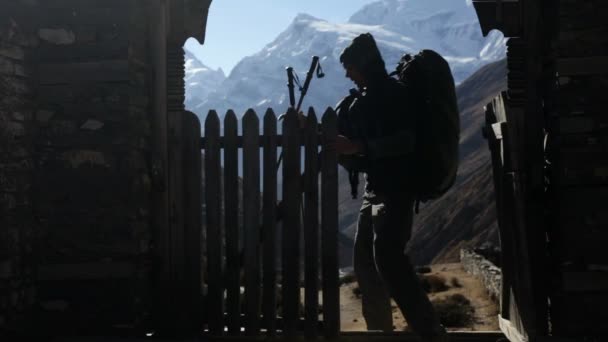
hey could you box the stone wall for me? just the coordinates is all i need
[0,8,38,331]
[1,0,156,332]
[460,248,502,301]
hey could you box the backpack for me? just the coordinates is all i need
[392,50,460,203]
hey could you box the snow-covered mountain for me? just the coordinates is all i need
[184,49,226,111]
[186,0,506,121]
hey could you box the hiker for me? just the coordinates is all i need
[332,33,448,341]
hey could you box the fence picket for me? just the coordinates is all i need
[282,108,302,337]
[201,107,337,338]
[321,108,340,338]
[224,110,240,335]
[243,109,261,335]
[304,108,320,339]
[263,109,278,336]
[204,111,224,335]
[183,111,203,332]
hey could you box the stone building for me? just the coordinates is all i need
[0,0,211,334]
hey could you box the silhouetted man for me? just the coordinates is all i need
[333,33,447,342]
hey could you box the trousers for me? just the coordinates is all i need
[354,192,442,335]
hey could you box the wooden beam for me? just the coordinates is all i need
[201,132,322,149]
[557,56,608,76]
[499,316,528,342]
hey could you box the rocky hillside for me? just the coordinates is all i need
[337,59,508,266]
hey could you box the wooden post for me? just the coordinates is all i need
[321,108,340,338]
[167,111,185,333]
[183,111,203,332]
[224,110,240,335]
[204,111,223,335]
[262,109,278,336]
[243,110,261,335]
[282,108,302,337]
[304,108,320,339]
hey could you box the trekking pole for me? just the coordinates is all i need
[276,56,324,170]
[286,67,296,109]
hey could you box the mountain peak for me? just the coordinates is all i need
[293,12,322,22]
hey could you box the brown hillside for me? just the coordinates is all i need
[337,59,508,266]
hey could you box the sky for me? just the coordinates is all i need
[184,0,378,75]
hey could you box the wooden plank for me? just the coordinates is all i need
[499,316,528,342]
[204,330,505,342]
[484,103,510,319]
[560,271,608,292]
[558,56,608,75]
[168,111,186,331]
[303,108,320,339]
[281,108,302,337]
[204,111,224,335]
[262,109,278,336]
[321,108,340,338]
[243,110,261,336]
[223,110,240,335]
[200,133,322,149]
[36,262,134,280]
[39,60,129,85]
[183,111,203,332]
[551,293,608,335]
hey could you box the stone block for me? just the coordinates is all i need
[36,109,55,123]
[38,28,76,45]
[80,119,104,131]
[14,63,28,77]
[0,45,25,60]
[11,112,26,121]
[0,261,11,280]
[61,150,110,169]
[0,57,14,75]
[0,174,17,192]
[0,193,16,211]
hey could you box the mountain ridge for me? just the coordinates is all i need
[186,0,506,120]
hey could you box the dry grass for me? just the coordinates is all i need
[432,293,475,327]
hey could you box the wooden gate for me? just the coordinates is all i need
[201,108,340,339]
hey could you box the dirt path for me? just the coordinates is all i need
[340,263,499,332]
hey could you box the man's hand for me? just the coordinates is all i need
[333,135,364,155]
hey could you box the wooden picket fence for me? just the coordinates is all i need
[201,108,340,339]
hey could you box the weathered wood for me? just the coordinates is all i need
[557,56,608,75]
[148,0,169,333]
[262,109,278,336]
[560,271,608,292]
[36,262,135,280]
[281,108,302,337]
[183,111,203,332]
[303,109,320,339]
[499,316,528,342]
[551,293,608,336]
[38,60,130,85]
[224,110,240,335]
[204,111,224,335]
[243,110,261,335]
[200,133,322,149]
[484,102,511,319]
[168,111,186,331]
[321,108,340,338]
[205,331,505,342]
